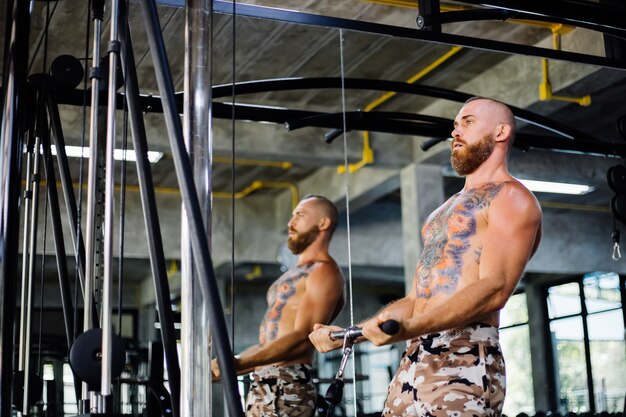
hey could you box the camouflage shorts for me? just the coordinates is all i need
[382,323,505,417]
[246,364,316,417]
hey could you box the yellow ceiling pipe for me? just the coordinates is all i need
[538,30,591,106]
[212,156,293,170]
[213,180,299,210]
[31,179,298,207]
[337,45,463,174]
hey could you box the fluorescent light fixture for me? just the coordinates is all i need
[50,145,164,163]
[518,179,594,195]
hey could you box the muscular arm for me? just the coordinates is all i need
[233,262,344,372]
[309,278,417,352]
[364,184,542,344]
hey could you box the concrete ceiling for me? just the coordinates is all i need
[3,0,626,285]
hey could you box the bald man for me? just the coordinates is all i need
[212,195,345,417]
[309,97,542,417]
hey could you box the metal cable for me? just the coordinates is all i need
[230,0,237,352]
[338,28,358,417]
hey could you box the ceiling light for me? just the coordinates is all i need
[50,145,164,163]
[518,179,594,195]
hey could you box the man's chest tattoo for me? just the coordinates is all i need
[259,264,314,345]
[415,183,503,299]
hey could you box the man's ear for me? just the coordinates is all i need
[495,123,511,143]
[318,217,331,231]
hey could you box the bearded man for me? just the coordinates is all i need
[310,97,543,417]
[212,195,345,417]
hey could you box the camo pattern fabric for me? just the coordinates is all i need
[382,323,505,417]
[246,364,316,417]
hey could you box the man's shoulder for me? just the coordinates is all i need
[307,259,344,284]
[490,180,542,221]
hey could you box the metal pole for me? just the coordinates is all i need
[0,0,28,415]
[101,0,121,406]
[46,93,87,294]
[82,0,105,410]
[39,98,75,349]
[117,4,181,415]
[182,0,213,416]
[139,1,243,416]
[18,133,34,373]
[22,123,42,416]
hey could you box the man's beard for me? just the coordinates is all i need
[451,133,496,176]
[287,226,320,255]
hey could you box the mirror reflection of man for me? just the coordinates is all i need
[212,195,345,417]
[310,97,542,417]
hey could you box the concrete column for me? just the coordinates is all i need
[526,280,557,412]
[400,163,445,292]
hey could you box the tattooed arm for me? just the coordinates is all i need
[363,182,542,345]
[213,262,344,378]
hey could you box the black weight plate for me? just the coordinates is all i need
[612,194,626,223]
[69,328,127,389]
[607,165,626,193]
[49,55,84,89]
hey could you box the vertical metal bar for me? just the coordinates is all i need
[82,0,105,409]
[101,0,121,404]
[579,280,596,413]
[182,0,213,416]
[18,136,34,373]
[45,93,87,293]
[22,125,42,416]
[0,1,28,415]
[117,4,181,415]
[39,99,75,348]
[139,1,243,416]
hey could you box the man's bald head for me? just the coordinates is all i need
[302,195,338,236]
[464,96,516,145]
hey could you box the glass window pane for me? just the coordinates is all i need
[500,325,534,416]
[500,293,528,327]
[550,317,589,413]
[587,311,626,412]
[583,272,622,314]
[548,282,581,319]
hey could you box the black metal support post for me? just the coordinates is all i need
[117,4,181,416]
[139,1,244,416]
[39,96,76,349]
[46,92,87,294]
[0,0,29,416]
[417,0,441,33]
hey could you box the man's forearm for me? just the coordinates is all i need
[237,332,310,370]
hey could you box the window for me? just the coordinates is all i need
[547,273,625,414]
[500,293,534,417]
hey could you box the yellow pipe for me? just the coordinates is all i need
[539,201,609,213]
[213,180,299,209]
[338,45,463,174]
[538,32,591,106]
[212,156,293,169]
[245,265,263,281]
[29,179,299,208]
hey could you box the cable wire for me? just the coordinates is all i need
[338,28,359,417]
[229,0,237,351]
